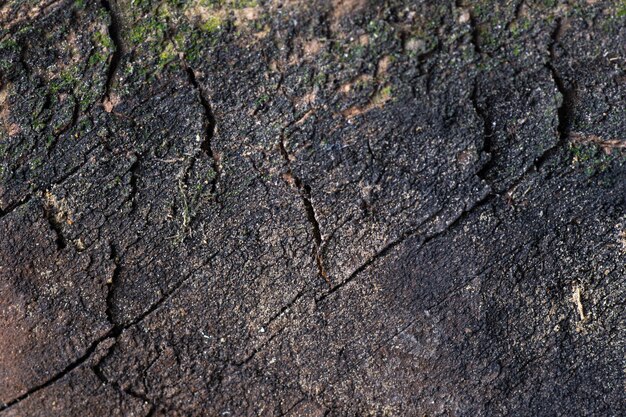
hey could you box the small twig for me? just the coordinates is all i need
[572,284,587,323]
[570,132,626,152]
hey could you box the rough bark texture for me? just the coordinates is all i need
[0,0,624,415]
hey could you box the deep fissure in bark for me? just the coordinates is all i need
[536,19,577,169]
[469,14,482,54]
[278,140,330,286]
[301,182,330,285]
[127,155,140,213]
[548,19,576,142]
[101,0,123,103]
[0,335,106,412]
[0,262,210,412]
[0,195,32,219]
[43,201,67,250]
[105,243,120,326]
[547,64,575,143]
[317,192,493,302]
[471,79,495,184]
[0,245,219,412]
[47,95,80,156]
[186,67,220,198]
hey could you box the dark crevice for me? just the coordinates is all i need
[301,184,325,265]
[186,67,220,200]
[92,353,156,415]
[39,92,52,117]
[118,250,219,329]
[18,41,32,75]
[0,250,218,412]
[514,0,526,21]
[48,95,80,156]
[0,333,108,412]
[42,144,101,191]
[234,327,285,367]
[278,397,307,417]
[471,79,495,184]
[470,17,481,54]
[538,64,576,166]
[101,0,124,103]
[548,19,576,142]
[548,29,574,131]
[506,0,526,33]
[355,261,499,369]
[175,156,199,241]
[278,140,330,286]
[265,287,308,330]
[105,242,121,326]
[43,200,67,250]
[415,39,442,95]
[232,289,311,368]
[317,191,493,303]
[0,145,99,219]
[127,154,141,213]
[0,194,32,220]
[464,3,495,59]
[468,9,482,55]
[498,19,577,198]
[536,19,577,170]
[67,94,80,132]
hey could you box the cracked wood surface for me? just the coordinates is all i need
[0,0,625,416]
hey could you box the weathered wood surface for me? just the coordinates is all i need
[0,0,624,415]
